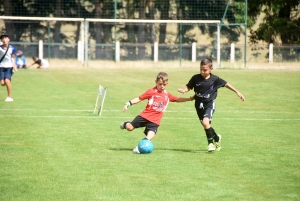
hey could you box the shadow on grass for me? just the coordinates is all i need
[109,147,210,154]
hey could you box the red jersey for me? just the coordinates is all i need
[139,87,179,125]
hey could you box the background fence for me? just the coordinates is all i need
[1,0,299,68]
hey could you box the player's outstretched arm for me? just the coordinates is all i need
[225,83,245,101]
[176,95,194,102]
[123,97,142,111]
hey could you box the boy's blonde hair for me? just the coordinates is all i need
[156,72,168,82]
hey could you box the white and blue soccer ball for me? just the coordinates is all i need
[138,139,154,154]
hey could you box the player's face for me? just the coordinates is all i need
[200,65,212,78]
[1,36,10,44]
[155,79,168,91]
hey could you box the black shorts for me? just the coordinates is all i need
[195,100,215,122]
[131,115,159,135]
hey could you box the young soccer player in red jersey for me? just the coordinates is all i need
[120,71,194,154]
[178,58,245,152]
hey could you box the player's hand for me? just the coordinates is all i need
[237,92,245,101]
[123,105,128,112]
[178,88,186,94]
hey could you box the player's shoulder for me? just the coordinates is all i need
[210,73,221,80]
[144,87,156,94]
[9,45,16,50]
[9,45,16,53]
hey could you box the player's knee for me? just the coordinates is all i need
[126,124,134,131]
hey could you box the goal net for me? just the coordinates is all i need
[0,16,221,68]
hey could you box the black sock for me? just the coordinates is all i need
[205,128,214,144]
[211,127,220,142]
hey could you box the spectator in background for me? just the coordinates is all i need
[16,50,27,69]
[27,56,49,69]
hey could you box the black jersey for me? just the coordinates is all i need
[186,73,227,102]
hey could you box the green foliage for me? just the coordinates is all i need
[248,0,300,44]
[0,67,300,200]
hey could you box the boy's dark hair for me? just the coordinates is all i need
[200,58,213,68]
[32,56,38,60]
[0,33,8,39]
[156,72,168,82]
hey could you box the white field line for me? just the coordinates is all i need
[0,108,298,114]
[0,108,299,120]
[0,114,299,121]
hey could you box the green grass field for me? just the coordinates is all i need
[1,67,299,201]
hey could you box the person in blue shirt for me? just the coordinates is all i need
[16,50,27,69]
[0,33,18,102]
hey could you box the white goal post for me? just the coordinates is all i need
[0,16,221,67]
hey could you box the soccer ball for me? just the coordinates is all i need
[138,139,154,154]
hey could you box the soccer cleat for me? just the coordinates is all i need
[132,146,140,154]
[207,143,216,152]
[120,120,130,129]
[5,97,13,102]
[215,134,222,151]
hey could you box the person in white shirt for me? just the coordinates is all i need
[0,33,18,102]
[28,56,49,69]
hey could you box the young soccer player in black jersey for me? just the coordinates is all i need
[178,58,245,152]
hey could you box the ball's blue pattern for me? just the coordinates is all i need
[138,139,154,154]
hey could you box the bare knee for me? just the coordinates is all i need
[201,118,211,129]
[126,123,134,131]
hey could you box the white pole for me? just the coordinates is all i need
[230,43,235,63]
[81,20,85,64]
[38,40,43,59]
[115,41,120,62]
[192,42,196,62]
[217,23,221,68]
[154,42,158,62]
[77,41,82,62]
[85,20,89,66]
[269,43,273,64]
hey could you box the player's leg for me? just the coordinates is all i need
[199,101,219,151]
[5,78,12,97]
[3,68,13,101]
[133,120,158,154]
[120,115,145,131]
[0,68,5,86]
[196,102,213,150]
[205,101,222,151]
[145,131,156,140]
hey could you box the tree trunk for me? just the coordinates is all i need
[126,0,136,59]
[94,0,104,58]
[3,0,15,41]
[148,1,156,59]
[138,0,146,59]
[159,1,169,44]
[53,0,62,58]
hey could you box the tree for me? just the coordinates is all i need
[248,0,300,45]
[137,0,146,59]
[3,0,15,41]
